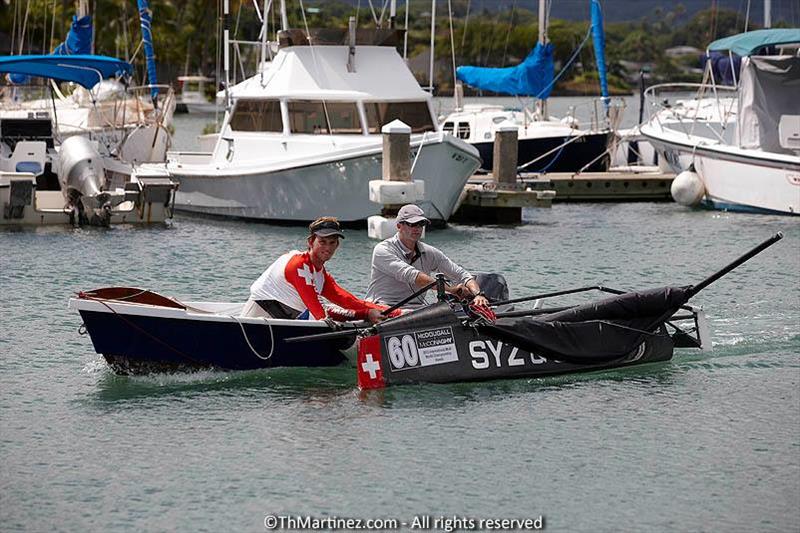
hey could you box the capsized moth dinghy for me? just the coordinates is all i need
[285,233,783,389]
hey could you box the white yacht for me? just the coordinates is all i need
[177,76,219,114]
[152,28,481,224]
[442,103,612,173]
[640,29,800,215]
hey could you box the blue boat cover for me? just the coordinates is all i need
[53,15,93,56]
[0,54,133,89]
[456,42,555,98]
[707,29,800,57]
[7,15,94,85]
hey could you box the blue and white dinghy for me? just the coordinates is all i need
[69,288,355,374]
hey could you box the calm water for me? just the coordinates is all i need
[1,201,798,532]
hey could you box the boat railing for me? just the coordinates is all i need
[643,82,738,144]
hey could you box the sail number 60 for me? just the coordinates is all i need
[387,335,419,368]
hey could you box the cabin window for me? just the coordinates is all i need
[287,101,361,134]
[456,123,470,139]
[288,101,329,134]
[325,102,362,134]
[365,101,436,134]
[442,122,454,134]
[229,99,282,132]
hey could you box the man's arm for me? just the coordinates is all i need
[283,256,327,320]
[428,248,489,305]
[321,272,400,321]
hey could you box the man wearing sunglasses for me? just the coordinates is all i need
[242,217,397,324]
[365,204,489,309]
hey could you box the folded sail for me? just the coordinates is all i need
[137,0,159,99]
[480,286,692,363]
[8,14,93,84]
[53,15,93,56]
[591,0,609,107]
[456,42,555,98]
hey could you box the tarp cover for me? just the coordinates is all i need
[7,15,93,85]
[456,42,555,98]
[702,51,742,86]
[480,286,692,363]
[737,55,800,154]
[0,54,132,89]
[708,29,800,57]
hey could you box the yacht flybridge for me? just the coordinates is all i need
[147,28,480,224]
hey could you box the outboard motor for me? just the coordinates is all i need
[57,136,113,225]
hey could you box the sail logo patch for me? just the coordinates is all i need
[385,327,458,371]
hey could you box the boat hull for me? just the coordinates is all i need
[472,131,611,173]
[169,137,480,224]
[643,131,800,215]
[357,322,674,388]
[71,299,352,374]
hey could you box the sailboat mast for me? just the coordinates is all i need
[223,0,230,107]
[429,0,436,92]
[260,0,269,78]
[280,0,289,31]
[537,0,548,119]
[764,0,771,28]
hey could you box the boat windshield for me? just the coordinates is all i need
[287,101,361,134]
[229,99,282,132]
[365,101,436,134]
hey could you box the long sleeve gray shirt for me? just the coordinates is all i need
[365,234,473,308]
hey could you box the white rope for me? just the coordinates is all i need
[232,315,275,360]
[410,131,429,175]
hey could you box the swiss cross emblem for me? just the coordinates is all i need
[297,263,323,292]
[297,264,316,286]
[357,335,385,390]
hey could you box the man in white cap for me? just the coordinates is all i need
[365,204,489,309]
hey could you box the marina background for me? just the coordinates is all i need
[1,131,798,529]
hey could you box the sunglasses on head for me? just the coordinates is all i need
[402,221,428,228]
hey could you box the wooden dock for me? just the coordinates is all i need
[535,168,675,202]
[451,167,675,223]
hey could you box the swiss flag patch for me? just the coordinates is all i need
[357,335,385,390]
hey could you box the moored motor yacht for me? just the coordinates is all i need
[144,27,480,225]
[640,29,800,215]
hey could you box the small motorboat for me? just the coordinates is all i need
[286,233,783,389]
[69,287,355,374]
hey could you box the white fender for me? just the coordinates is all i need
[671,169,705,207]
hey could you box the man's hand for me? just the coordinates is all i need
[472,294,489,307]
[448,284,471,300]
[367,308,387,324]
